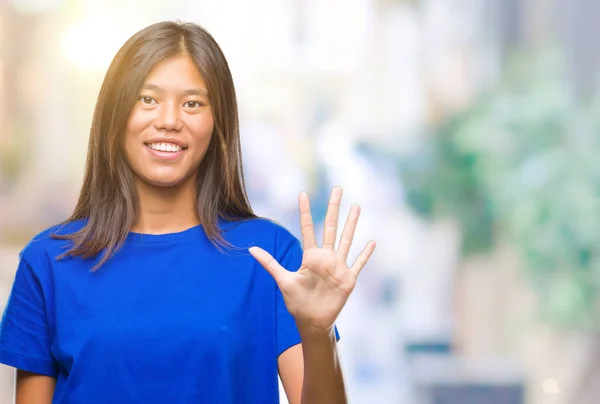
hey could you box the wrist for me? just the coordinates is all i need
[296,321,336,341]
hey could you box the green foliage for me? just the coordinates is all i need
[401,51,600,329]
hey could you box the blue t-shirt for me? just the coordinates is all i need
[0,218,308,403]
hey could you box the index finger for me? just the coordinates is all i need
[299,192,317,249]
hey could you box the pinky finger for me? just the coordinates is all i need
[349,240,376,278]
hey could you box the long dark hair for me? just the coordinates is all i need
[53,21,256,270]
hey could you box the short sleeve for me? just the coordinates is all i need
[275,236,340,357]
[0,257,58,377]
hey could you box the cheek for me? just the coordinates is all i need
[123,111,147,163]
[188,114,215,142]
[126,109,148,139]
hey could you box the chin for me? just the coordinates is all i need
[136,172,190,188]
[132,165,199,189]
[147,178,189,188]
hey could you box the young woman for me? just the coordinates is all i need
[0,21,375,403]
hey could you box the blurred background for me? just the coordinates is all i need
[0,0,599,403]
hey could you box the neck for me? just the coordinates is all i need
[132,176,200,235]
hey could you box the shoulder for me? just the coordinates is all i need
[221,217,301,254]
[19,219,87,267]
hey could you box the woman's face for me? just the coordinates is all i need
[124,55,214,188]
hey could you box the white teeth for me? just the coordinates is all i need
[147,142,183,152]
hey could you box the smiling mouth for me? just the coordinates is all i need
[145,142,188,153]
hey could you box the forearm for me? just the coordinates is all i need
[298,325,347,404]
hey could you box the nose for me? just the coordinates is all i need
[153,101,183,131]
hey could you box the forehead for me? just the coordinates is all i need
[144,55,207,91]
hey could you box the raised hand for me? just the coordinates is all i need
[249,186,376,333]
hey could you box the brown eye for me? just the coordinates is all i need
[140,96,156,105]
[184,101,202,108]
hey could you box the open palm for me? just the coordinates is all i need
[249,186,376,332]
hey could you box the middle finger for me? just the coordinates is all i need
[322,186,343,250]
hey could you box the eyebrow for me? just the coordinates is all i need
[142,83,209,97]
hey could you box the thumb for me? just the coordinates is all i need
[249,247,288,283]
